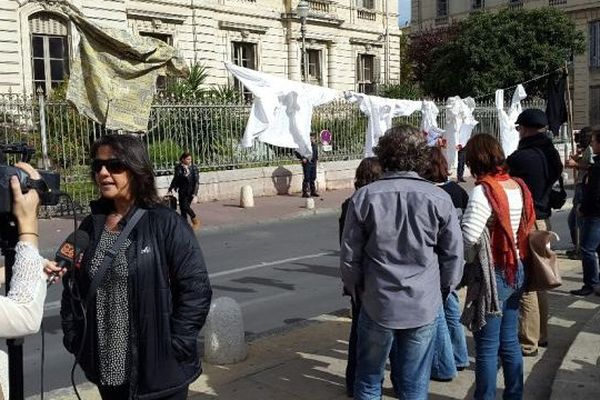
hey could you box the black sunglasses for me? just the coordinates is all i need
[91,158,128,174]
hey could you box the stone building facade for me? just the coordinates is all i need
[0,0,401,96]
[411,0,600,127]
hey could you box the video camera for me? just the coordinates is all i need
[0,143,60,214]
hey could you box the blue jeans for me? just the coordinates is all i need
[568,184,584,247]
[474,264,524,400]
[431,292,469,380]
[355,310,436,400]
[580,217,600,288]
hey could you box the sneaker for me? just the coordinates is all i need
[522,349,538,357]
[302,192,310,198]
[457,178,466,183]
[594,286,600,296]
[538,341,548,348]
[310,192,320,197]
[566,249,581,260]
[570,286,594,296]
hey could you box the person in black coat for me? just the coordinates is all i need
[295,136,319,198]
[506,108,563,357]
[168,152,200,230]
[61,135,212,400]
[572,127,600,296]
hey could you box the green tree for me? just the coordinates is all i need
[419,8,585,98]
[377,82,423,100]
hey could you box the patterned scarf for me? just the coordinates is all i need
[476,170,535,286]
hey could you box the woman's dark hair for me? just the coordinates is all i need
[374,125,428,174]
[180,151,192,162]
[464,134,505,177]
[355,157,383,190]
[423,146,450,183]
[90,134,161,207]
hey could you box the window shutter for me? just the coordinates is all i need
[373,56,381,83]
[356,55,363,82]
[29,12,68,36]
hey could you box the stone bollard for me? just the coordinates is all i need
[240,185,254,208]
[305,197,315,210]
[204,297,247,364]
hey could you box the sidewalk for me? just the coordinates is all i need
[38,182,600,399]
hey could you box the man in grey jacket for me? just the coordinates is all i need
[340,125,464,399]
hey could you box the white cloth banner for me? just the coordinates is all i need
[225,62,340,158]
[421,100,444,147]
[497,84,527,157]
[346,92,422,157]
[444,96,478,169]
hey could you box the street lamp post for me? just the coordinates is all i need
[297,1,310,83]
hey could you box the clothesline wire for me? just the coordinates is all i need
[472,66,566,101]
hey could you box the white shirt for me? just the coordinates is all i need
[226,62,340,159]
[346,92,422,156]
[462,185,523,250]
[0,242,46,338]
[497,84,527,157]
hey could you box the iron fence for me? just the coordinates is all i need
[0,90,551,215]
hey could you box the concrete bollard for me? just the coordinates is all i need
[305,197,315,210]
[204,297,247,365]
[240,185,254,208]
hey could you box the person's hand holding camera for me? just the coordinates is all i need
[10,162,41,247]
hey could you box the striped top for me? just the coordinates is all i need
[462,185,523,251]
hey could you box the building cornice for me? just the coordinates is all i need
[126,8,187,24]
[218,21,269,34]
[349,37,384,48]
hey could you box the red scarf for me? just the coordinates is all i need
[476,171,535,286]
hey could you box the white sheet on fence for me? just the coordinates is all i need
[497,84,527,157]
[444,96,478,169]
[345,92,422,156]
[421,101,445,147]
[225,62,340,159]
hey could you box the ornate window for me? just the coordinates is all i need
[590,21,600,69]
[307,49,322,86]
[357,54,379,94]
[232,41,257,100]
[29,12,70,94]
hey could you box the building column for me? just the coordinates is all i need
[327,41,338,89]
[288,35,301,82]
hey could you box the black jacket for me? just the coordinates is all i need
[169,164,199,196]
[581,155,600,217]
[506,133,563,220]
[61,199,212,399]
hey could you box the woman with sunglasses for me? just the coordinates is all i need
[60,134,212,400]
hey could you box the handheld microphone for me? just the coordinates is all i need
[48,230,90,285]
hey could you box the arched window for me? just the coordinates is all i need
[29,12,70,94]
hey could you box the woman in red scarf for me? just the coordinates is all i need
[461,134,535,400]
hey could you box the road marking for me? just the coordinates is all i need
[209,252,334,278]
[44,251,335,311]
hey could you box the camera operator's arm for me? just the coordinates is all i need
[0,162,55,337]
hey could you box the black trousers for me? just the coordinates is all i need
[457,148,466,180]
[98,384,189,400]
[302,162,317,193]
[179,192,196,221]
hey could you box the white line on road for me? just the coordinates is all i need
[44,251,335,311]
[209,252,334,278]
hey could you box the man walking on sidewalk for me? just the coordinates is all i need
[169,152,201,229]
[340,125,464,399]
[506,109,563,357]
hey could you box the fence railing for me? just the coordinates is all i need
[0,91,550,215]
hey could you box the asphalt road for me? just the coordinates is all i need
[2,213,347,397]
[2,205,573,398]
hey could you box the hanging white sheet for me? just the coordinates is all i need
[346,92,422,157]
[444,96,479,169]
[497,84,527,157]
[421,101,445,147]
[225,62,340,158]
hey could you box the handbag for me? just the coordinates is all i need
[549,175,567,210]
[526,230,562,292]
[533,148,566,210]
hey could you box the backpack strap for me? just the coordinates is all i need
[85,208,146,305]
